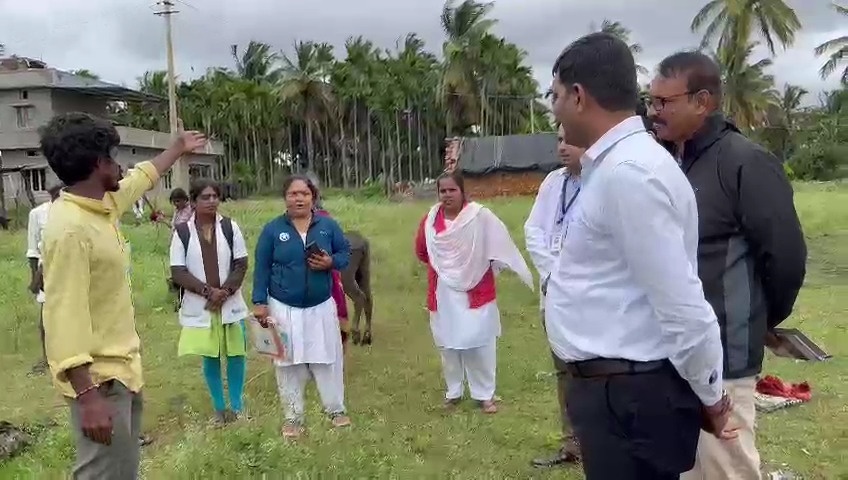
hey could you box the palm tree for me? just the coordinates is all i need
[278,41,335,172]
[776,83,808,127]
[716,41,779,129]
[691,0,801,56]
[440,0,497,134]
[814,2,848,84]
[762,83,808,159]
[231,41,280,83]
[592,20,649,76]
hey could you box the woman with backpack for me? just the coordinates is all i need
[169,179,250,424]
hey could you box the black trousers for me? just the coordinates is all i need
[565,361,702,480]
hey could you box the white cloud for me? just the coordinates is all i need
[1,0,842,102]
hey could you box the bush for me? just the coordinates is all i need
[787,144,847,181]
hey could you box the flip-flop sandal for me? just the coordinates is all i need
[282,423,305,440]
[480,399,498,414]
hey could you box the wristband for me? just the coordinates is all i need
[76,383,101,398]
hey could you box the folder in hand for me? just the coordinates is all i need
[767,328,831,362]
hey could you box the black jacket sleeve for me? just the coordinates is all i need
[736,147,807,328]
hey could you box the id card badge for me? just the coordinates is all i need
[551,233,564,253]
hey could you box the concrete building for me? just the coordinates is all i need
[0,56,221,205]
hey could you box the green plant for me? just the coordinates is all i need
[787,144,845,181]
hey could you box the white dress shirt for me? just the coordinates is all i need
[544,116,724,406]
[26,202,51,260]
[27,202,51,304]
[524,168,581,283]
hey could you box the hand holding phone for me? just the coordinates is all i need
[305,241,323,258]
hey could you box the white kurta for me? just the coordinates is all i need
[422,205,533,402]
[429,281,501,350]
[268,297,341,366]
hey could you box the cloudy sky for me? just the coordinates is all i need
[1,0,844,105]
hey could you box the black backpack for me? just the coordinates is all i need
[170,217,235,309]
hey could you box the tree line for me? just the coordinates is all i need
[4,0,848,189]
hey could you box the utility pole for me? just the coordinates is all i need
[155,0,188,190]
[529,96,536,134]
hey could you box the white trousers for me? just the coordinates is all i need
[274,358,346,424]
[439,342,497,401]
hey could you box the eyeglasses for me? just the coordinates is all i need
[648,91,694,111]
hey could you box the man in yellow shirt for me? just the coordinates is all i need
[40,112,206,480]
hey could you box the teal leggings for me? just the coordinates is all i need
[202,355,246,413]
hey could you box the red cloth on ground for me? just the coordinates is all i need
[314,209,349,346]
[756,375,812,402]
[414,205,496,313]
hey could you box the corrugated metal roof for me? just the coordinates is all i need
[49,70,163,102]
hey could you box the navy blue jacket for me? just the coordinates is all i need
[252,214,350,308]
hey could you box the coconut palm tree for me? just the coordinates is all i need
[440,0,497,134]
[278,41,335,172]
[716,41,780,129]
[691,0,801,56]
[231,41,280,83]
[814,2,848,84]
[592,20,649,76]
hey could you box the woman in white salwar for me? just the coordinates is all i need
[415,172,534,414]
[252,175,351,439]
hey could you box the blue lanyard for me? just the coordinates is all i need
[555,175,580,226]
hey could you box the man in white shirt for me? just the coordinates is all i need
[545,32,735,479]
[25,182,63,374]
[525,122,584,467]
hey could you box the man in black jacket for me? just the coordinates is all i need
[649,51,807,479]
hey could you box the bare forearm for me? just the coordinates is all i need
[66,365,97,394]
[151,145,187,176]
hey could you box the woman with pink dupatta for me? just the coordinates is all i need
[415,171,534,414]
[313,192,350,350]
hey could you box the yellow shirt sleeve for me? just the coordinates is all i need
[108,161,160,215]
[43,228,95,381]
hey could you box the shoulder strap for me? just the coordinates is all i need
[175,222,191,255]
[220,216,235,262]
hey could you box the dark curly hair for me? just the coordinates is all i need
[39,112,120,186]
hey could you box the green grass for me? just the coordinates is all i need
[1,184,847,479]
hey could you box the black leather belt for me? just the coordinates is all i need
[564,358,668,378]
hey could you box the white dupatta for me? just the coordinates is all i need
[425,202,534,292]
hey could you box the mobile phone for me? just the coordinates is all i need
[305,241,323,257]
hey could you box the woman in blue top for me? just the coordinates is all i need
[252,175,352,440]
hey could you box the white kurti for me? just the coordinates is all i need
[268,297,341,366]
[428,217,502,350]
[429,282,500,350]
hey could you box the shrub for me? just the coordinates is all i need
[787,143,847,181]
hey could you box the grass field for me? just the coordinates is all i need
[1,183,847,479]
